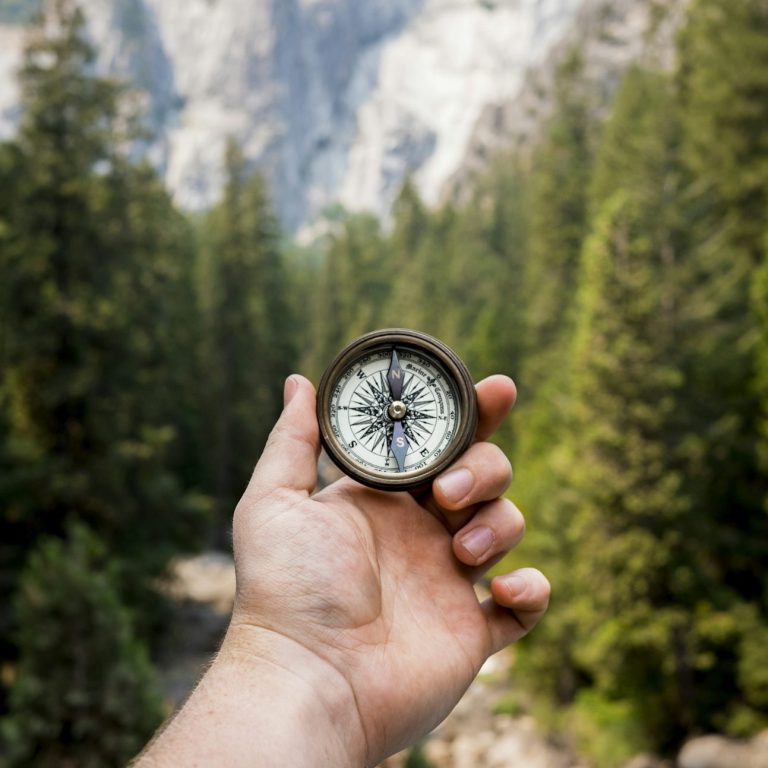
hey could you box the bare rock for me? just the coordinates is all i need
[165,551,236,614]
[678,733,768,768]
[622,754,671,768]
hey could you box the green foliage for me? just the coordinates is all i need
[675,0,768,576]
[404,742,435,768]
[565,690,647,768]
[668,7,768,658]
[512,43,768,759]
[677,0,768,264]
[1,524,164,767]
[302,211,388,377]
[304,160,528,413]
[522,49,596,390]
[566,190,691,746]
[755,246,768,503]
[200,139,296,518]
[492,690,526,717]
[0,0,207,619]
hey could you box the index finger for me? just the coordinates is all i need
[474,375,517,442]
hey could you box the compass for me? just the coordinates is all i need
[316,329,478,491]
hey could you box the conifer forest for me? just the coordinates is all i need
[0,0,767,766]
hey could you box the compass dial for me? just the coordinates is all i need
[317,329,478,491]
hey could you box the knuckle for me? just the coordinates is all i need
[470,443,512,485]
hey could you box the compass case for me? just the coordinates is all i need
[316,328,478,491]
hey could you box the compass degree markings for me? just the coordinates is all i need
[331,347,458,473]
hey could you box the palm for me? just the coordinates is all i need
[228,374,548,765]
[235,477,491,755]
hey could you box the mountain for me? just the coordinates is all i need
[0,0,681,231]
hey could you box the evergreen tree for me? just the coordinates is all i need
[381,177,435,333]
[519,61,768,757]
[202,139,295,521]
[1,524,164,767]
[458,157,528,384]
[0,0,206,659]
[508,53,601,718]
[303,210,388,378]
[565,189,689,752]
[756,248,768,503]
[521,49,596,390]
[390,175,429,266]
[675,0,768,675]
[509,53,599,625]
[678,0,768,266]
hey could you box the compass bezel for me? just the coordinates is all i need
[317,328,478,491]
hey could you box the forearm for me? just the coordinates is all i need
[134,625,366,768]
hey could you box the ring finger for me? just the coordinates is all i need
[452,498,525,580]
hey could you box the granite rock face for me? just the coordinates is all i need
[0,0,679,230]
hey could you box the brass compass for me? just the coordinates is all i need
[316,329,478,491]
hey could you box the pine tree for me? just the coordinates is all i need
[516,68,686,757]
[0,0,207,656]
[202,139,295,521]
[303,210,389,378]
[520,60,768,756]
[757,248,768,498]
[675,0,767,538]
[674,2,768,725]
[458,157,528,384]
[509,53,599,627]
[566,189,689,751]
[678,0,768,266]
[382,177,436,334]
[1,524,164,767]
[521,49,596,390]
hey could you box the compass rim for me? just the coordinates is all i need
[316,328,478,492]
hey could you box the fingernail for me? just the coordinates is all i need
[459,526,494,560]
[503,573,528,598]
[436,468,474,503]
[283,375,299,407]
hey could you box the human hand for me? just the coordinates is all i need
[137,374,549,768]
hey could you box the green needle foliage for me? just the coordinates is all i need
[199,139,295,520]
[1,524,164,768]
[522,49,597,391]
[674,0,768,585]
[756,250,768,507]
[0,0,207,676]
[568,189,689,749]
[511,4,768,757]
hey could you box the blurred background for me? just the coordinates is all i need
[0,0,766,766]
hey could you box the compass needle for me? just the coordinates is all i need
[387,348,404,401]
[390,421,408,472]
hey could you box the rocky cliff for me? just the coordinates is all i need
[0,0,680,230]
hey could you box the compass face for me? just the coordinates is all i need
[317,329,478,491]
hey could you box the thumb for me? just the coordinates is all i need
[247,375,320,499]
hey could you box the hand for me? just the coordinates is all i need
[136,374,550,768]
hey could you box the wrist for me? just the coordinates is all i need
[135,621,367,768]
